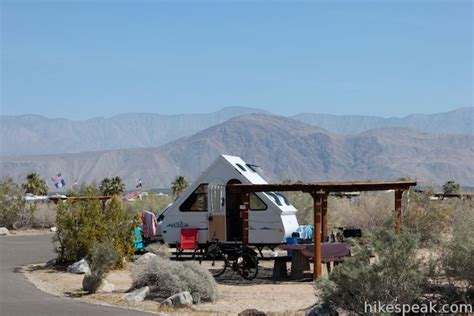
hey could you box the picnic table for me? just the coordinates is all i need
[279,242,351,279]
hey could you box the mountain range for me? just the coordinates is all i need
[1,107,471,156]
[2,114,473,189]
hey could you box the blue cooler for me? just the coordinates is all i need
[286,237,298,256]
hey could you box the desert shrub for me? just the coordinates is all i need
[83,241,120,293]
[316,229,428,314]
[145,242,172,258]
[53,187,138,265]
[402,189,456,246]
[124,194,172,216]
[0,178,26,229]
[329,192,394,230]
[132,256,218,303]
[442,205,474,295]
[30,202,56,228]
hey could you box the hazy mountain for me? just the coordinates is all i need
[0,106,268,155]
[2,114,473,190]
[1,107,471,156]
[291,107,473,135]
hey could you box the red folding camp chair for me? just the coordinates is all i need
[176,228,199,260]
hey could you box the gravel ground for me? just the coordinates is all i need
[24,258,318,315]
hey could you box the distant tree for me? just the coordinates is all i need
[397,176,413,181]
[22,173,48,195]
[171,175,189,198]
[99,176,125,196]
[443,181,461,195]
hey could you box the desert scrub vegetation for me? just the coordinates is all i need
[144,242,172,258]
[0,177,56,229]
[132,256,218,304]
[53,186,139,265]
[316,229,429,314]
[83,241,120,293]
[124,194,172,216]
[437,204,474,304]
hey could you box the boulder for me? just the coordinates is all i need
[306,304,339,316]
[46,258,57,267]
[135,252,158,265]
[50,226,57,232]
[0,227,10,236]
[122,286,150,303]
[67,258,90,274]
[97,279,115,293]
[161,291,193,308]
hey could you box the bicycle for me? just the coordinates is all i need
[206,241,259,280]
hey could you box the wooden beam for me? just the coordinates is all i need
[321,192,328,242]
[395,190,403,233]
[241,192,250,244]
[312,192,322,279]
[227,180,417,194]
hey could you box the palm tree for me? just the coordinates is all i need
[171,175,189,198]
[22,173,48,195]
[99,176,125,196]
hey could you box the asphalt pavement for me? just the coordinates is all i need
[0,233,154,316]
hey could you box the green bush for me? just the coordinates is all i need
[0,178,26,229]
[83,241,120,293]
[316,229,428,314]
[53,187,138,265]
[132,256,218,304]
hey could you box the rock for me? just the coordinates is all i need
[46,258,57,267]
[239,309,267,316]
[161,291,193,308]
[305,304,339,316]
[97,279,115,293]
[122,286,150,303]
[82,273,115,293]
[0,227,10,236]
[49,226,57,232]
[67,258,90,274]
[135,252,158,265]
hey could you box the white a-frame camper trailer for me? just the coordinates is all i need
[157,155,299,247]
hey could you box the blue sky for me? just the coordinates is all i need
[1,0,472,119]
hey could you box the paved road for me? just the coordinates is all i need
[0,234,153,316]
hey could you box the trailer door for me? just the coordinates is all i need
[207,184,226,241]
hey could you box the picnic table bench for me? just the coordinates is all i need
[277,242,351,279]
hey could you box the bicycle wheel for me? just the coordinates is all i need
[207,244,228,277]
[237,253,258,280]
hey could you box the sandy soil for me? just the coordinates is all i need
[7,228,53,236]
[24,258,319,315]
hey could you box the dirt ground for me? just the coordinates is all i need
[7,228,53,236]
[24,256,319,315]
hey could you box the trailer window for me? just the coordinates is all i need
[275,192,291,206]
[266,192,282,206]
[179,184,208,212]
[250,193,267,211]
[236,163,247,172]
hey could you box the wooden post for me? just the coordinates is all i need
[312,192,322,279]
[395,189,402,233]
[241,192,250,244]
[321,192,328,242]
